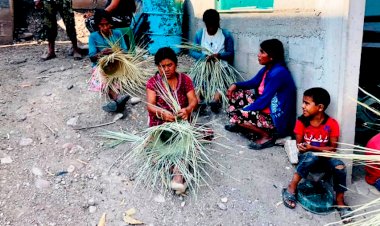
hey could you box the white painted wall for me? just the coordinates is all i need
[184,0,364,176]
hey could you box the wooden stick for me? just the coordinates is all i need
[43,122,57,137]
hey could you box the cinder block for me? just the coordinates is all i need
[284,140,299,164]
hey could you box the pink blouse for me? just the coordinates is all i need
[146,72,195,127]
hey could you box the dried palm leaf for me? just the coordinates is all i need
[177,42,244,105]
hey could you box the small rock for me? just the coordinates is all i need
[217,203,227,210]
[221,197,228,203]
[67,165,75,173]
[31,167,43,176]
[130,97,141,105]
[70,145,84,154]
[10,58,27,64]
[89,206,97,213]
[45,92,52,96]
[153,194,165,203]
[0,156,12,164]
[19,138,33,146]
[17,115,27,122]
[35,179,50,189]
[62,143,74,150]
[181,201,186,207]
[67,84,74,90]
[66,117,78,126]
[88,198,95,206]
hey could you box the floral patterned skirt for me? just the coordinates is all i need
[88,67,103,92]
[226,89,275,132]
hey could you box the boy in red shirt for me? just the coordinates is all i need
[282,87,352,222]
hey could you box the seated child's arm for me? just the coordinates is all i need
[296,135,338,153]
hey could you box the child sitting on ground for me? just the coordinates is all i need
[282,87,352,223]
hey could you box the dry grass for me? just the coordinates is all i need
[177,43,243,105]
[315,89,380,225]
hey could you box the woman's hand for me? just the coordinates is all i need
[161,111,176,122]
[177,108,191,121]
[226,84,237,99]
[101,48,113,56]
[206,53,219,61]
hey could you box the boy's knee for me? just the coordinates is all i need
[335,165,345,170]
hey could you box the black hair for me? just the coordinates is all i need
[203,9,220,28]
[94,9,112,27]
[154,47,178,65]
[304,87,331,110]
[298,87,331,126]
[260,39,285,63]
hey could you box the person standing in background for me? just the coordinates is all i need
[34,0,83,61]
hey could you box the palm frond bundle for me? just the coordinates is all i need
[177,43,243,105]
[100,73,221,196]
[96,35,155,97]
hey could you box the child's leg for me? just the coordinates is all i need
[283,152,320,208]
[328,158,347,206]
[289,152,321,192]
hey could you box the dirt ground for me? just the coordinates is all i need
[0,11,378,226]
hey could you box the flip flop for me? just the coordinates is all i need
[73,51,83,60]
[282,188,297,209]
[116,94,130,112]
[102,101,117,112]
[336,206,353,224]
[224,124,242,133]
[248,139,275,150]
[41,53,56,61]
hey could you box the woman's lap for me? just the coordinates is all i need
[227,89,275,132]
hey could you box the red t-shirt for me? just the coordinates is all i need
[146,72,194,127]
[294,117,340,147]
[365,133,380,185]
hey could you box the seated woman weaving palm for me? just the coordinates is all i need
[146,47,198,193]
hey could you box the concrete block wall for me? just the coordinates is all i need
[184,1,364,165]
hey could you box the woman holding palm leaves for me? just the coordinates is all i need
[88,10,130,112]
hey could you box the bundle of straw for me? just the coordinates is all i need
[100,72,223,195]
[177,43,243,105]
[96,36,154,97]
[97,48,154,97]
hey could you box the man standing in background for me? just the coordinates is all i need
[34,0,83,60]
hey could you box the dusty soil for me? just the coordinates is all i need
[0,11,378,226]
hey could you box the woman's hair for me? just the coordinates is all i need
[203,9,220,28]
[260,39,285,63]
[154,47,178,65]
[94,9,112,27]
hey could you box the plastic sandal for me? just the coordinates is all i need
[337,206,353,224]
[282,188,297,209]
